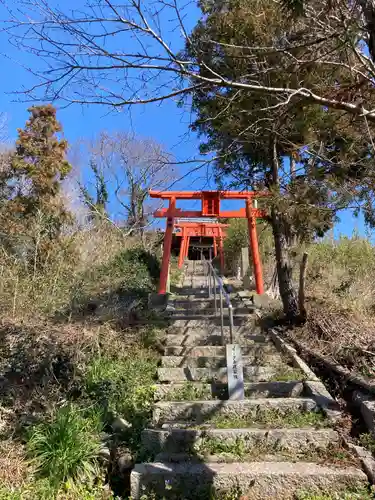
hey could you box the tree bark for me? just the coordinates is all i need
[270,135,299,322]
[298,252,309,321]
[271,207,299,321]
[290,155,296,180]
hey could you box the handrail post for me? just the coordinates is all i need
[208,262,212,297]
[219,286,224,345]
[228,304,234,344]
[213,275,217,315]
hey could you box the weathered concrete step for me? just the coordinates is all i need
[162,334,267,347]
[174,287,208,297]
[154,447,354,464]
[163,334,223,347]
[172,298,243,308]
[171,316,255,326]
[153,398,317,424]
[172,307,255,316]
[167,324,262,334]
[157,366,283,383]
[130,461,367,499]
[163,345,277,357]
[161,353,283,368]
[154,381,304,401]
[142,428,339,455]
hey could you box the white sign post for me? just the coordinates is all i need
[226,344,245,400]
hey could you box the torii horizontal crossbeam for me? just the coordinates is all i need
[150,190,269,200]
[154,208,267,219]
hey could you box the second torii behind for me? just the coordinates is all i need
[175,221,229,272]
[150,190,269,295]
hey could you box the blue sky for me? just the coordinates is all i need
[0,0,369,238]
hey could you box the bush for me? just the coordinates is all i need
[27,405,102,488]
[113,247,161,283]
[84,347,158,426]
[223,219,274,276]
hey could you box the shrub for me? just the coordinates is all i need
[223,219,274,276]
[84,347,158,425]
[114,247,161,283]
[27,405,102,488]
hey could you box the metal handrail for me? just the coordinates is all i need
[202,256,234,344]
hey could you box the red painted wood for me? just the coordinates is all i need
[159,197,176,294]
[246,199,264,294]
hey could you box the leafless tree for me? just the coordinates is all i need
[79,131,175,231]
[3,0,375,121]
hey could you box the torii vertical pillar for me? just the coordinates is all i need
[185,236,190,261]
[246,198,264,295]
[159,197,176,294]
[213,237,218,257]
[178,229,186,269]
[178,234,191,269]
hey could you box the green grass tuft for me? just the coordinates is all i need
[206,408,329,430]
[273,364,306,382]
[27,405,102,489]
[359,433,375,455]
[0,478,113,499]
[295,485,375,500]
[195,437,356,465]
[165,382,212,401]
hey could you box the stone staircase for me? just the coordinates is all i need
[131,261,368,499]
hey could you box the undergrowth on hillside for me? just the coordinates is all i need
[253,231,375,379]
[0,222,161,322]
[0,222,165,498]
[287,235,375,378]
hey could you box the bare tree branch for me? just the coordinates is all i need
[3,0,375,121]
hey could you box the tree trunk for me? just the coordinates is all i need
[358,0,375,62]
[290,155,296,180]
[271,207,298,321]
[298,252,309,322]
[271,135,299,322]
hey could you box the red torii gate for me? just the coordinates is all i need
[175,221,229,271]
[150,190,269,296]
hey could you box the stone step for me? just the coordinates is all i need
[172,298,244,309]
[168,319,262,338]
[171,316,255,326]
[130,461,367,499]
[174,288,209,297]
[162,334,224,347]
[154,381,304,401]
[157,365,282,383]
[163,345,277,357]
[162,334,268,347]
[152,398,318,424]
[172,307,255,316]
[142,427,339,455]
[154,446,354,464]
[160,353,283,368]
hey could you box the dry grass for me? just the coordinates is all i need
[0,222,142,320]
[286,235,375,378]
[0,440,29,489]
